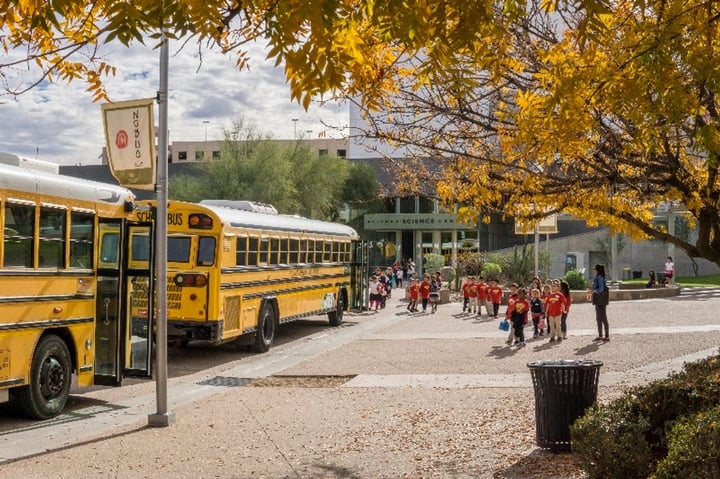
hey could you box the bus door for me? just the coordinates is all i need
[350,241,370,311]
[123,223,155,377]
[94,220,154,385]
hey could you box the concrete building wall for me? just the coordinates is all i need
[496,229,720,280]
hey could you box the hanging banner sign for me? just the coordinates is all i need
[515,214,558,235]
[101,98,156,190]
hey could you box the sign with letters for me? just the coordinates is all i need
[102,98,156,190]
[364,213,466,230]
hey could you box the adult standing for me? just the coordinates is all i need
[559,280,572,340]
[589,264,610,342]
[407,258,416,279]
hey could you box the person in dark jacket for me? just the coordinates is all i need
[589,264,610,342]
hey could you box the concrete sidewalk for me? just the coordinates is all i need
[0,288,718,478]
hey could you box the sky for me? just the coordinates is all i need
[0,38,350,166]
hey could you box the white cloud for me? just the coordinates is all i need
[0,39,348,165]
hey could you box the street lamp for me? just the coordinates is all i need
[202,120,210,142]
[292,118,298,139]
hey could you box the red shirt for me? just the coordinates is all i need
[409,282,420,300]
[505,293,519,319]
[487,285,503,304]
[419,281,431,299]
[476,281,488,300]
[544,292,567,316]
[511,298,530,324]
[462,281,474,298]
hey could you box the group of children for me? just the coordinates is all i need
[460,276,571,348]
[384,272,572,346]
[368,267,395,311]
[405,271,443,313]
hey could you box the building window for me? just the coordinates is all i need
[212,151,220,159]
[419,197,435,213]
[336,149,346,158]
[195,150,205,161]
[178,151,187,161]
[319,149,328,156]
[400,197,415,213]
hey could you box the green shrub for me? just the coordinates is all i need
[481,262,502,281]
[571,397,655,479]
[500,244,535,286]
[457,251,485,278]
[423,253,446,276]
[563,269,587,290]
[572,353,720,479]
[632,355,720,455]
[652,405,720,479]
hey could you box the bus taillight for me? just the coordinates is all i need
[188,214,213,229]
[173,273,208,287]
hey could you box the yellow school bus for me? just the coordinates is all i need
[0,163,153,419]
[133,199,359,352]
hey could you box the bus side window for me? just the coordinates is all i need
[69,212,94,269]
[315,239,323,264]
[323,241,332,263]
[236,236,247,266]
[198,236,216,266]
[247,237,258,266]
[4,203,35,267]
[270,238,280,265]
[332,241,340,263]
[289,238,299,264]
[259,237,269,264]
[299,239,308,264]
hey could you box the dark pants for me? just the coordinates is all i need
[561,312,568,336]
[595,305,609,338]
[512,318,525,343]
[422,298,429,311]
[492,302,500,317]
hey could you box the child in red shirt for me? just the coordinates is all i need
[510,288,530,347]
[487,278,504,319]
[476,276,488,317]
[419,274,432,312]
[504,283,520,345]
[461,277,474,313]
[467,280,478,314]
[407,277,420,313]
[544,280,568,342]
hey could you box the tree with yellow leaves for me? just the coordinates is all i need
[353,0,720,267]
[3,0,720,265]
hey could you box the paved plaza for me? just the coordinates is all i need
[0,286,718,478]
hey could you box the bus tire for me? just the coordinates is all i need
[14,335,72,419]
[252,302,276,353]
[328,289,345,326]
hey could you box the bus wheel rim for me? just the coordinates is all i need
[40,356,66,399]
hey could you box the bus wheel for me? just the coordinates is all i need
[252,303,276,353]
[328,289,345,326]
[13,335,72,419]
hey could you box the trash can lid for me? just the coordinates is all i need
[527,359,603,369]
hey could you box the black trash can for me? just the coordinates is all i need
[527,359,603,452]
